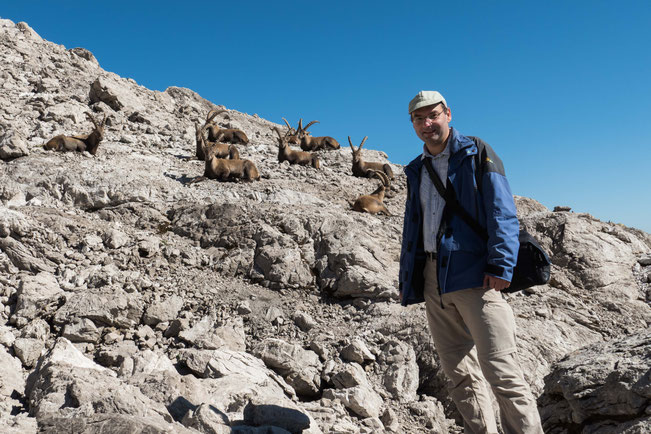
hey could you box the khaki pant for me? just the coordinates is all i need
[423,259,543,434]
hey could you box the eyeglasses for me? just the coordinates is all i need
[412,109,447,124]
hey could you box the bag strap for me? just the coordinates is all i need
[423,156,489,242]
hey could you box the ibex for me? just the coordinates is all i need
[195,124,239,160]
[352,170,392,216]
[296,119,340,151]
[273,127,320,169]
[191,127,259,183]
[204,110,249,145]
[43,112,107,155]
[349,136,394,180]
[281,118,300,144]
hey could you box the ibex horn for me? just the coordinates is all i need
[85,112,97,127]
[374,170,390,189]
[359,136,368,149]
[206,109,226,123]
[303,120,320,130]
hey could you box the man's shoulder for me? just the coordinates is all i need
[404,154,423,173]
[468,136,506,176]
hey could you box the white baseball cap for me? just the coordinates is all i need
[408,90,447,114]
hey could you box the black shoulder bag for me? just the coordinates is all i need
[423,144,551,293]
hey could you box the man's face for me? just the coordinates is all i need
[411,104,451,148]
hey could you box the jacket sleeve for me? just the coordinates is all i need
[478,150,519,282]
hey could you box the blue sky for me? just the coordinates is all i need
[3,1,650,232]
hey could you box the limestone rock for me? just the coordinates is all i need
[13,337,45,368]
[12,272,64,328]
[0,130,29,160]
[179,316,246,351]
[253,338,322,397]
[324,385,384,419]
[143,294,184,326]
[182,403,231,433]
[340,338,376,364]
[62,318,102,343]
[0,237,56,274]
[292,311,317,331]
[379,340,419,402]
[330,362,368,389]
[36,414,195,434]
[89,76,145,113]
[27,338,173,424]
[0,345,26,416]
[103,228,129,249]
[539,332,651,433]
[53,288,144,329]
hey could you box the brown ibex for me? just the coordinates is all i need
[273,127,320,169]
[349,136,394,180]
[191,127,259,183]
[195,124,239,160]
[352,170,391,215]
[296,119,340,151]
[43,112,107,155]
[204,110,249,145]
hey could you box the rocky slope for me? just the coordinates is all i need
[0,19,649,433]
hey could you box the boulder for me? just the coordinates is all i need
[253,338,322,397]
[26,338,173,424]
[0,130,29,160]
[12,272,64,328]
[539,332,651,433]
[89,76,145,113]
[324,385,384,419]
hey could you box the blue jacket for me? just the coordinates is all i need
[399,128,519,306]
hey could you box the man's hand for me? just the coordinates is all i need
[483,274,510,291]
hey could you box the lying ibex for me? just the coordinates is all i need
[353,171,391,215]
[204,110,249,145]
[43,112,107,155]
[349,136,394,180]
[273,127,320,169]
[195,124,239,160]
[191,127,259,183]
[296,119,340,151]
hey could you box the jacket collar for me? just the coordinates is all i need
[405,127,476,176]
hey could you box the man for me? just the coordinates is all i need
[399,90,543,433]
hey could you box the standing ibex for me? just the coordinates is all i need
[204,110,249,145]
[273,127,320,169]
[191,126,259,183]
[349,136,394,180]
[195,124,239,160]
[296,119,340,151]
[43,112,107,155]
[353,170,391,215]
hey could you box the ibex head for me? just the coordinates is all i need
[273,127,289,149]
[86,111,107,138]
[349,136,368,163]
[297,119,320,139]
